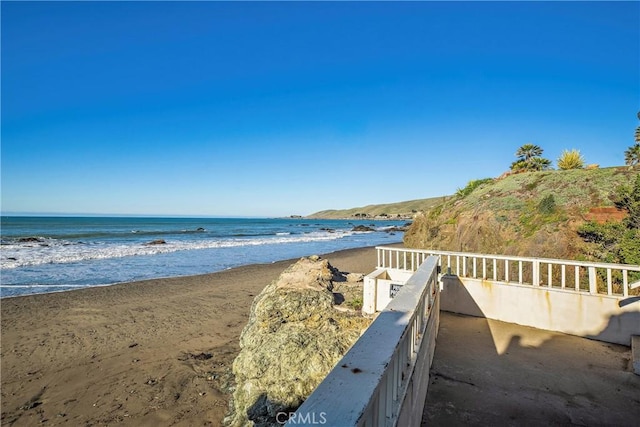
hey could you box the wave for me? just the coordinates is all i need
[1,228,212,241]
[0,228,308,243]
[0,231,354,269]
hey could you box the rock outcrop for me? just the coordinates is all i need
[352,225,375,232]
[226,256,371,427]
[144,239,166,245]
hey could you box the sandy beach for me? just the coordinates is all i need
[1,245,382,426]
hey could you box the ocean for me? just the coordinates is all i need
[0,216,406,298]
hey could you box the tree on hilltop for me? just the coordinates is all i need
[511,143,552,172]
[516,143,543,161]
[626,111,640,167]
[626,144,640,167]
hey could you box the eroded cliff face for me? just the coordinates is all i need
[404,168,638,259]
[405,208,582,259]
[226,256,371,427]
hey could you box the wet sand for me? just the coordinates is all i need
[1,245,383,426]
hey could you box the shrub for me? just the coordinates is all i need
[346,296,363,311]
[614,174,640,229]
[577,174,640,287]
[557,149,585,170]
[455,178,494,198]
[537,194,556,215]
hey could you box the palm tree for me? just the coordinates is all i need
[515,144,543,162]
[529,157,552,171]
[511,143,552,172]
[625,143,640,167]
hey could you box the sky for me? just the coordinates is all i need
[1,1,639,217]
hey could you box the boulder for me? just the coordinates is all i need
[346,272,364,283]
[227,257,371,426]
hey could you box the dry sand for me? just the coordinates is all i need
[1,245,382,426]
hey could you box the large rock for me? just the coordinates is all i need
[227,256,371,427]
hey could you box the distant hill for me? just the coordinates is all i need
[306,196,449,220]
[403,167,639,260]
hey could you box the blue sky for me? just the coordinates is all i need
[2,2,638,217]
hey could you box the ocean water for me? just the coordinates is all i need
[0,216,406,298]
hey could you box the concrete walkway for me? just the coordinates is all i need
[423,312,640,426]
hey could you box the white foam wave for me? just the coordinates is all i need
[1,284,89,288]
[0,231,353,269]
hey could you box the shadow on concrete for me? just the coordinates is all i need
[422,274,640,426]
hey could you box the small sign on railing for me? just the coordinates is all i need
[389,283,403,298]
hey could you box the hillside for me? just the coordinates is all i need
[403,167,639,260]
[307,196,449,219]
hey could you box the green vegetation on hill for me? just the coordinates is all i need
[306,196,449,219]
[578,174,640,272]
[403,167,639,261]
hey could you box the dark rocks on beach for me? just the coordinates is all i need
[144,239,166,245]
[320,228,336,233]
[352,225,375,232]
[196,227,206,232]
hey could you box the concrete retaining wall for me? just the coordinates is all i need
[441,275,640,346]
[363,268,415,314]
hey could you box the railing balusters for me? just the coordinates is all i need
[379,373,388,422]
[518,261,523,284]
[588,266,597,294]
[532,260,539,286]
[373,246,638,297]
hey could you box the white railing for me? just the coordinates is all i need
[376,247,640,297]
[286,256,440,426]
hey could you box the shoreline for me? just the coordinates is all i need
[1,244,399,426]
[1,243,394,300]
